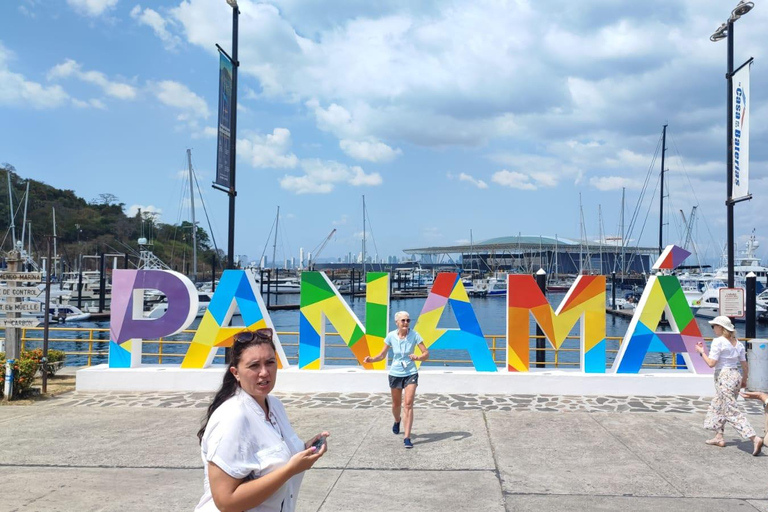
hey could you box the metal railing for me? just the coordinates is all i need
[4,326,716,370]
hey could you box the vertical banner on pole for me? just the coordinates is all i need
[215,50,233,189]
[732,61,751,201]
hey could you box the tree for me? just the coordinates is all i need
[91,193,120,206]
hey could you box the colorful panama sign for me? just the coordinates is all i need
[107,245,712,375]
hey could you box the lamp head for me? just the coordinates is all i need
[226,0,238,7]
[710,23,728,42]
[731,0,754,19]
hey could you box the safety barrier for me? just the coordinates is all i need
[0,326,710,370]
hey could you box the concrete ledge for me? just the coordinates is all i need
[76,364,714,396]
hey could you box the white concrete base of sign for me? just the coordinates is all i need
[76,364,715,396]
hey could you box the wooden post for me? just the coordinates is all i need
[3,249,22,401]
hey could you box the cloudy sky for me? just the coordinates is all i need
[1,0,767,267]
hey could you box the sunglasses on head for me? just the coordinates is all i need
[235,328,274,343]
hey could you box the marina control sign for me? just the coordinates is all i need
[0,271,42,328]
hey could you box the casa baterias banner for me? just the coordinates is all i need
[215,50,234,189]
[732,62,751,201]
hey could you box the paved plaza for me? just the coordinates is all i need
[1,384,768,511]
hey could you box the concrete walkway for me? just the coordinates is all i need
[1,389,767,511]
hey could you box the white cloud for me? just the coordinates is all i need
[339,139,401,162]
[197,126,218,139]
[280,159,382,194]
[127,204,163,220]
[150,80,210,136]
[491,170,537,191]
[589,176,644,191]
[349,166,383,186]
[458,172,488,189]
[71,98,106,109]
[66,0,118,17]
[130,5,181,51]
[238,128,299,169]
[422,227,442,240]
[151,80,208,118]
[47,59,137,100]
[332,214,348,226]
[0,43,70,109]
[18,0,39,18]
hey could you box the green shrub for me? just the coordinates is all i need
[24,348,65,375]
[47,350,66,364]
[46,349,66,375]
[0,350,41,398]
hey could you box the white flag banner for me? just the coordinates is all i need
[732,62,751,201]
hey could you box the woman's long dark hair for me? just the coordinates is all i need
[197,329,277,443]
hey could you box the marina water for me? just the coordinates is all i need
[15,292,768,369]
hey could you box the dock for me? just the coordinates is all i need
[606,307,669,326]
[266,303,300,311]
[606,307,634,319]
[391,289,429,299]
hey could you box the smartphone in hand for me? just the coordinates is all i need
[311,436,326,452]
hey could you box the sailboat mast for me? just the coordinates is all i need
[20,182,30,250]
[579,194,584,274]
[53,207,58,278]
[620,187,625,276]
[470,229,474,272]
[272,206,280,270]
[362,195,366,277]
[659,124,667,256]
[187,149,197,282]
[598,205,603,274]
[6,171,16,246]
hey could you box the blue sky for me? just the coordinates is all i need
[1,0,767,267]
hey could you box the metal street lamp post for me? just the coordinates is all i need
[225,0,239,364]
[710,0,754,289]
[226,0,239,273]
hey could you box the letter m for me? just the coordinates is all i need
[507,275,606,373]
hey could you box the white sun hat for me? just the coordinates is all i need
[708,315,735,332]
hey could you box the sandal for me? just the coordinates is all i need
[705,438,725,447]
[753,437,763,456]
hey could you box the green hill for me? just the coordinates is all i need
[0,163,223,280]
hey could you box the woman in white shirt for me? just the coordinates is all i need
[694,316,762,455]
[195,328,329,511]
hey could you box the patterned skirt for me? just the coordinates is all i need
[704,367,756,439]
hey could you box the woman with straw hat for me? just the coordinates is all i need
[695,315,762,456]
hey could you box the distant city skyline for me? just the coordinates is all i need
[1,0,767,270]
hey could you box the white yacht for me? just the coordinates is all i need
[677,273,717,309]
[694,278,766,321]
[714,234,768,286]
[145,293,213,319]
[19,300,91,323]
[58,271,112,301]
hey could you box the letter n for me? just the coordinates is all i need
[507,275,606,373]
[299,272,389,369]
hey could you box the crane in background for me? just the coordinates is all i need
[679,206,702,271]
[308,229,336,270]
[680,206,697,251]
